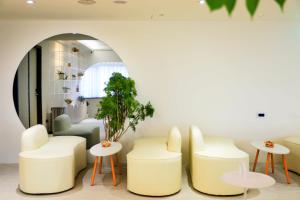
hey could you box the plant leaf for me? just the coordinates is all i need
[224,0,237,15]
[246,0,260,17]
[274,0,286,11]
[206,0,224,11]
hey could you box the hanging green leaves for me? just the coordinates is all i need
[205,0,286,17]
[224,0,237,15]
[206,0,224,11]
[246,0,260,17]
[274,0,286,11]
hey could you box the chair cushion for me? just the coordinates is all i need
[19,136,85,159]
[195,136,248,159]
[53,124,100,149]
[127,137,181,160]
[284,136,300,145]
[53,114,72,132]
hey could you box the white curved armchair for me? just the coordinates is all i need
[283,136,300,174]
[19,125,87,194]
[189,126,249,195]
[127,127,182,196]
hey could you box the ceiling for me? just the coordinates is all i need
[0,0,299,21]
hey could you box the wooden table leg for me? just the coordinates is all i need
[282,155,291,184]
[99,156,103,174]
[265,153,271,175]
[271,153,274,174]
[90,156,99,186]
[116,154,122,175]
[110,155,117,186]
[252,149,260,172]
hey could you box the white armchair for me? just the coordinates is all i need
[283,136,300,174]
[127,127,182,196]
[19,125,87,194]
[189,126,249,195]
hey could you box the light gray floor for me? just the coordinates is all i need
[0,163,300,200]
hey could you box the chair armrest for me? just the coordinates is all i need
[167,126,181,153]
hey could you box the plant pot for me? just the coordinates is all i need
[58,74,64,80]
[62,88,70,93]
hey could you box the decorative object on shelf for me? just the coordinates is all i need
[96,72,155,142]
[204,0,286,17]
[64,75,69,80]
[64,98,73,105]
[62,86,71,93]
[76,85,80,92]
[72,47,79,53]
[68,62,72,67]
[72,74,76,80]
[101,140,111,148]
[57,70,65,80]
[77,96,86,103]
[77,72,84,79]
[265,141,274,148]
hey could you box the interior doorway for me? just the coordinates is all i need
[13,45,42,128]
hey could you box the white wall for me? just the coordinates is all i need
[1,20,300,164]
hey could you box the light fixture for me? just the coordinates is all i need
[26,0,35,4]
[78,40,111,51]
[199,0,205,5]
[78,0,96,5]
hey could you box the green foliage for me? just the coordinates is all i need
[96,72,154,141]
[246,0,260,17]
[205,0,286,17]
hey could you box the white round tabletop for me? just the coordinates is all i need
[221,171,275,189]
[90,142,122,157]
[251,141,290,155]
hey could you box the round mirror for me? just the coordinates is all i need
[13,33,128,132]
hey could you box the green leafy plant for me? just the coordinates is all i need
[96,72,154,142]
[62,86,71,93]
[64,98,73,104]
[77,72,84,77]
[205,0,286,17]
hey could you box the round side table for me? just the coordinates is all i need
[222,171,275,200]
[89,142,122,186]
[251,141,291,184]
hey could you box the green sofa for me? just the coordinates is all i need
[53,114,100,149]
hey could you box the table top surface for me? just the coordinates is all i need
[90,142,122,157]
[251,141,290,155]
[221,171,275,189]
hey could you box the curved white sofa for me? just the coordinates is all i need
[19,125,87,194]
[127,127,182,196]
[283,136,300,174]
[189,126,249,196]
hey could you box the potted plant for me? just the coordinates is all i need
[77,72,84,79]
[62,86,71,93]
[64,98,73,105]
[57,70,65,80]
[77,96,86,103]
[96,72,154,142]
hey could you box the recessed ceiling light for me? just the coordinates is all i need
[113,0,127,4]
[199,0,205,5]
[78,0,96,5]
[26,0,35,5]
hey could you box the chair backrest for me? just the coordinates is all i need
[189,125,205,153]
[167,126,181,153]
[53,114,72,132]
[21,124,48,152]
